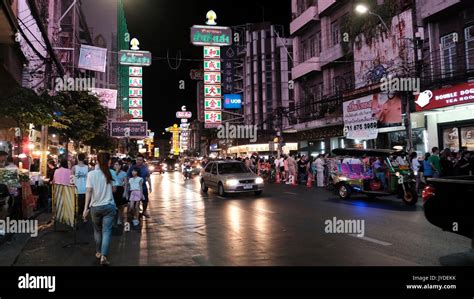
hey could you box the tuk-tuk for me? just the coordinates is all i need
[330,148,418,206]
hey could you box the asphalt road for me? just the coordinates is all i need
[4,171,473,266]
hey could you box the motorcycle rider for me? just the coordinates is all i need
[183,159,192,179]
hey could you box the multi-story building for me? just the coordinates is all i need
[288,0,353,155]
[241,23,295,132]
[414,0,474,153]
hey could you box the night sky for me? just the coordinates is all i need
[122,0,291,135]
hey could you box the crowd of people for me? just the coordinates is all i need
[45,152,152,266]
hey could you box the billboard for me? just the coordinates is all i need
[353,9,414,89]
[415,82,474,111]
[119,50,152,66]
[78,45,107,73]
[191,25,232,46]
[90,88,117,110]
[110,122,148,138]
[205,98,222,110]
[343,93,402,140]
[223,94,242,109]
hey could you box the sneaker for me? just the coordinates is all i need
[132,219,140,226]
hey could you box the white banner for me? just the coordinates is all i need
[343,96,378,140]
[78,45,107,73]
[90,88,117,109]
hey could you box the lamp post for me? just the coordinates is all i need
[355,3,417,152]
[355,4,390,32]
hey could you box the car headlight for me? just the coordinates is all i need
[226,179,239,186]
[255,177,264,184]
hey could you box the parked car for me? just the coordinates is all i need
[423,176,474,239]
[200,161,264,196]
[330,148,418,206]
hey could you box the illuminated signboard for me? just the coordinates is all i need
[110,122,148,138]
[129,88,143,98]
[223,94,242,109]
[204,111,222,124]
[129,108,143,118]
[204,59,221,71]
[204,72,221,84]
[176,111,193,119]
[204,85,222,97]
[119,50,152,66]
[204,46,221,58]
[129,98,143,108]
[191,25,232,46]
[129,77,143,87]
[129,67,143,77]
[205,98,222,110]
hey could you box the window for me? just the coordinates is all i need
[331,21,340,46]
[210,164,217,175]
[316,31,322,55]
[441,33,457,78]
[465,26,474,70]
[204,163,213,173]
[309,35,316,58]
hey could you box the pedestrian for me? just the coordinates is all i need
[422,153,433,180]
[409,152,421,193]
[297,155,309,184]
[314,155,325,187]
[82,152,117,266]
[440,149,454,177]
[72,153,89,221]
[287,154,297,185]
[0,151,8,168]
[113,160,128,226]
[454,151,471,176]
[127,154,152,218]
[128,167,144,227]
[53,159,72,186]
[283,155,289,182]
[429,147,441,178]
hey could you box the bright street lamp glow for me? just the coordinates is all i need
[355,4,369,14]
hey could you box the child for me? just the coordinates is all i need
[127,168,143,227]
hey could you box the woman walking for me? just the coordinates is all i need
[83,152,117,266]
[314,155,325,187]
[113,160,128,226]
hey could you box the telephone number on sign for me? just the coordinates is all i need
[345,122,378,131]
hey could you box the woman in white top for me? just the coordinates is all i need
[83,152,117,266]
[72,153,89,220]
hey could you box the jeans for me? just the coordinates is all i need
[90,203,117,257]
[375,172,386,189]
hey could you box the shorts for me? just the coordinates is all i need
[129,190,143,202]
[280,167,285,172]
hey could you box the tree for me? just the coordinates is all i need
[84,128,118,152]
[54,91,108,146]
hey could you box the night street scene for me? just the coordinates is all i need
[1,0,474,297]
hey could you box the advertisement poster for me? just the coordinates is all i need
[90,88,117,109]
[78,45,107,73]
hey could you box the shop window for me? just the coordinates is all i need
[442,127,460,152]
[461,126,474,151]
[441,33,457,78]
[465,26,474,70]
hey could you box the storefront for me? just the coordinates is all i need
[294,125,346,155]
[415,82,474,152]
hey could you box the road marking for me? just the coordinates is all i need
[192,255,213,266]
[348,234,392,246]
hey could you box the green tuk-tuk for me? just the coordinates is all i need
[330,148,418,206]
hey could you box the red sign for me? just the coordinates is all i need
[415,82,474,112]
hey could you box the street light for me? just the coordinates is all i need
[355,3,390,32]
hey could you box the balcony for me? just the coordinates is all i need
[290,5,319,35]
[320,43,344,67]
[292,57,321,80]
[318,0,337,15]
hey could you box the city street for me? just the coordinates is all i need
[4,172,471,267]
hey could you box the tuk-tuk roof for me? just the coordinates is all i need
[331,148,407,157]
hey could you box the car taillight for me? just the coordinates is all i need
[422,186,435,203]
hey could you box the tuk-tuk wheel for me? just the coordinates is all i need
[338,184,351,200]
[402,189,418,206]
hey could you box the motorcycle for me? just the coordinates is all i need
[183,166,193,180]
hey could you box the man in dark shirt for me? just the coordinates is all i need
[455,151,471,176]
